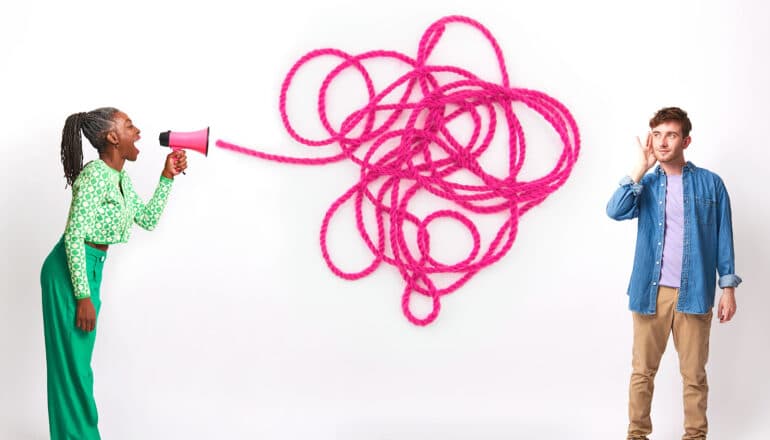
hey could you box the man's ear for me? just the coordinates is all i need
[683,136,692,149]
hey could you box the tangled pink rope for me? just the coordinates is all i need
[216,15,580,326]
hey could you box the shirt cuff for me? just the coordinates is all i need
[160,175,174,184]
[718,274,742,288]
[619,176,643,196]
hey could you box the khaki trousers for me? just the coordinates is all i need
[627,286,712,440]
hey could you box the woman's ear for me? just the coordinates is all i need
[106,130,119,147]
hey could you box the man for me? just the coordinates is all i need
[606,107,741,440]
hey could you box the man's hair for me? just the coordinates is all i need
[649,107,692,138]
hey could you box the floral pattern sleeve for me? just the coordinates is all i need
[63,164,110,299]
[123,175,173,230]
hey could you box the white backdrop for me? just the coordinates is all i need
[1,0,768,439]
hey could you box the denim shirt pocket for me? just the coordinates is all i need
[695,196,716,225]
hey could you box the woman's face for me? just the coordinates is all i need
[110,111,141,161]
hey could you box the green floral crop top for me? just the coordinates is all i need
[64,159,173,299]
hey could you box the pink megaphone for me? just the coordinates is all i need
[159,127,209,156]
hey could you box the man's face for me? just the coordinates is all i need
[651,120,690,164]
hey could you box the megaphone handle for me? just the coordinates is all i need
[171,147,187,175]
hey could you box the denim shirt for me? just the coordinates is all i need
[606,162,742,314]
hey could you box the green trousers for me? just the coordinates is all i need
[41,237,106,440]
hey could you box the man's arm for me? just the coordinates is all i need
[715,179,741,323]
[606,134,657,220]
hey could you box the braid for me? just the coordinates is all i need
[60,112,86,188]
[59,107,120,187]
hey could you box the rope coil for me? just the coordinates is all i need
[216,15,580,325]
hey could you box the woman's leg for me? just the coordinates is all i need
[41,238,104,440]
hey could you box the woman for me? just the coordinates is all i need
[40,107,187,439]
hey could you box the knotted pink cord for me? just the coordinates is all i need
[216,15,580,326]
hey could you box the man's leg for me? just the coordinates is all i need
[628,286,678,440]
[672,307,712,440]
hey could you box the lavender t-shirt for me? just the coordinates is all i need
[660,174,684,288]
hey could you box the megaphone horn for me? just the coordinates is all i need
[159,127,209,156]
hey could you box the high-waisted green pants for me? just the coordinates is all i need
[41,236,106,440]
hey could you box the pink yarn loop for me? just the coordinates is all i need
[216,15,580,326]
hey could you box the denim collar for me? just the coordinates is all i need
[654,161,695,175]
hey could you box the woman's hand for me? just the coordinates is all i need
[76,297,97,332]
[162,150,188,179]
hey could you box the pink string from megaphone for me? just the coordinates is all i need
[216,15,580,326]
